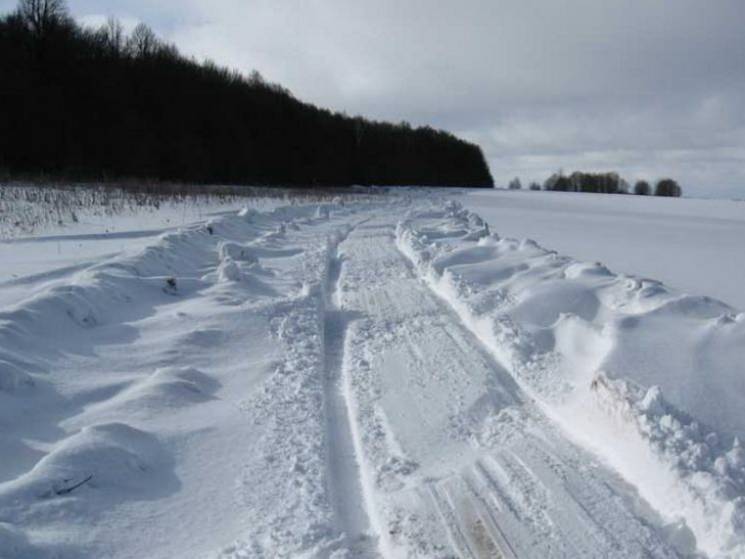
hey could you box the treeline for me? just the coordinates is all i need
[0,0,494,188]
[508,172,682,197]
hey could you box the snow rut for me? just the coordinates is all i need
[426,476,514,559]
[323,236,380,557]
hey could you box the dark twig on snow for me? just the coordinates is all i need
[55,475,93,496]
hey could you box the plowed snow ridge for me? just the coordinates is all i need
[335,214,679,558]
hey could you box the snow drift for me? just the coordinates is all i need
[2,189,743,558]
[0,198,382,558]
[397,200,745,558]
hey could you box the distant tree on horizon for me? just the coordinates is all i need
[544,172,574,192]
[568,171,626,194]
[529,182,541,191]
[542,170,642,195]
[508,177,522,190]
[634,180,651,195]
[655,178,682,197]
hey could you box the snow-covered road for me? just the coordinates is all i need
[335,215,679,557]
[2,195,744,558]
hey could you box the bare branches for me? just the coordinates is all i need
[126,22,159,58]
[103,16,124,56]
[16,0,68,38]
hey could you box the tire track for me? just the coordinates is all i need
[323,226,380,557]
[333,214,683,558]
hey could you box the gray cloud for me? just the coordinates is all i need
[2,0,743,196]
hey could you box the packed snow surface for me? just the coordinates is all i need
[1,190,744,558]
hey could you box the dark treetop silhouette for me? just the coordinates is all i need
[0,0,494,188]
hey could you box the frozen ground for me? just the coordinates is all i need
[461,190,745,310]
[1,189,744,558]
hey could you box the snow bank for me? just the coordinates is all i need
[0,360,35,394]
[218,241,260,264]
[0,197,384,558]
[461,189,745,310]
[397,200,745,558]
[1,422,170,500]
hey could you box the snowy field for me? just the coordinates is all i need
[1,187,744,558]
[461,189,745,310]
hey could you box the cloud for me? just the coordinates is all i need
[166,0,745,196]
[3,0,743,196]
[77,13,140,34]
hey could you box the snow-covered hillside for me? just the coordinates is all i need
[1,190,744,558]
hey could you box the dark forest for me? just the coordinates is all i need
[0,0,494,188]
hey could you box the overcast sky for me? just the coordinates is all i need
[4,0,744,197]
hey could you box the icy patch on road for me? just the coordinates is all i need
[398,199,745,558]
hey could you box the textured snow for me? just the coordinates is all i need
[461,189,745,310]
[0,199,380,558]
[398,199,745,557]
[1,190,744,558]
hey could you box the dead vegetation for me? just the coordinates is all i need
[0,181,381,239]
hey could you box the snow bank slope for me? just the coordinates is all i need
[338,215,682,558]
[0,198,384,558]
[398,200,745,558]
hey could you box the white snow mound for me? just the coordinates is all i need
[397,200,745,558]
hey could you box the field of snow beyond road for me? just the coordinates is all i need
[461,189,745,310]
[1,190,745,558]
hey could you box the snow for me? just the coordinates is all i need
[0,198,380,558]
[397,199,745,557]
[1,188,745,558]
[461,189,745,310]
[340,214,680,557]
[0,195,272,310]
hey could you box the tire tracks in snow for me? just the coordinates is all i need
[332,214,683,558]
[322,220,381,557]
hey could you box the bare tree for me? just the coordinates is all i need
[102,16,125,56]
[126,23,159,58]
[508,177,522,190]
[17,0,69,38]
